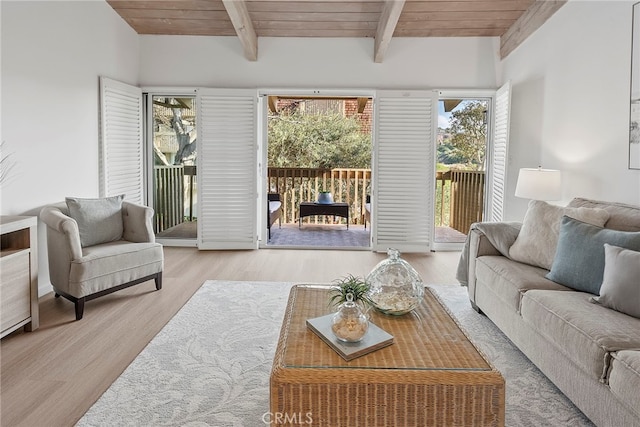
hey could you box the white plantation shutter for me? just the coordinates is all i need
[99,77,144,204]
[197,89,257,250]
[487,81,512,222]
[372,90,437,252]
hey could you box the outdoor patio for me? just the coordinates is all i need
[154,166,479,248]
[156,222,466,248]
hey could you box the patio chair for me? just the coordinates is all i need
[268,193,282,240]
[40,196,163,320]
[364,195,371,229]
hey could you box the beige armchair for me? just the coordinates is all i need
[40,199,163,320]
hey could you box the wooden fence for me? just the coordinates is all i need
[268,167,371,225]
[153,165,199,233]
[441,169,485,234]
[154,166,184,233]
[153,166,484,235]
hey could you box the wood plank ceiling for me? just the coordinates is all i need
[107,0,566,62]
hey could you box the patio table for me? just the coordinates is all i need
[298,202,349,229]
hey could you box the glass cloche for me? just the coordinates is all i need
[331,293,369,342]
[366,248,424,315]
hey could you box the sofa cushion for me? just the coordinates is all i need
[567,197,640,232]
[591,245,640,318]
[509,200,609,270]
[69,241,163,297]
[475,256,571,313]
[66,195,125,247]
[546,217,640,294]
[609,350,640,418]
[520,290,640,382]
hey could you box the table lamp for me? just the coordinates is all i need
[515,167,562,200]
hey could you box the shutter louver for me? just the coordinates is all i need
[488,81,511,222]
[99,77,144,204]
[373,91,436,252]
[197,89,257,250]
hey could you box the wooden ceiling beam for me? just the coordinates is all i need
[443,100,463,113]
[374,0,406,63]
[268,96,278,113]
[500,0,566,59]
[222,0,258,61]
[357,97,368,114]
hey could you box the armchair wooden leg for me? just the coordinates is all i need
[55,273,162,320]
[155,272,163,290]
[75,298,85,320]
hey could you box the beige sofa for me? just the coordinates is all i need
[462,198,640,427]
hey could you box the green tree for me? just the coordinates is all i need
[447,101,487,170]
[437,141,466,165]
[268,111,371,168]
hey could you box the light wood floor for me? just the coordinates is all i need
[0,247,462,427]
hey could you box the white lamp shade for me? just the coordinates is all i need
[515,168,562,200]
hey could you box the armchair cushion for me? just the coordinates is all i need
[70,240,163,297]
[66,195,125,247]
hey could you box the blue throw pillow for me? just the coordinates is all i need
[545,216,640,294]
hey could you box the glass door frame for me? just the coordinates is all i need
[257,88,376,249]
[143,87,198,247]
[433,89,495,252]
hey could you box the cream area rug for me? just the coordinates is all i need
[77,281,593,427]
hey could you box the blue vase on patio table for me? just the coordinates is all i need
[317,192,334,204]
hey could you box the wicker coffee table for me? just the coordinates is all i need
[270,285,505,426]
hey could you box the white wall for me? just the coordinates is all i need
[1,0,139,294]
[1,1,139,216]
[139,36,499,89]
[500,0,640,220]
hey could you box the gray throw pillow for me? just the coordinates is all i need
[546,216,640,294]
[591,244,640,318]
[66,195,125,247]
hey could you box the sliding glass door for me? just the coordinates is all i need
[145,93,198,245]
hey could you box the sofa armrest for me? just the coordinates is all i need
[472,222,522,255]
[40,205,83,260]
[122,201,155,243]
[466,229,500,304]
[458,222,522,304]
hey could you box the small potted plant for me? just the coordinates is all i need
[328,274,373,310]
[329,274,372,342]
